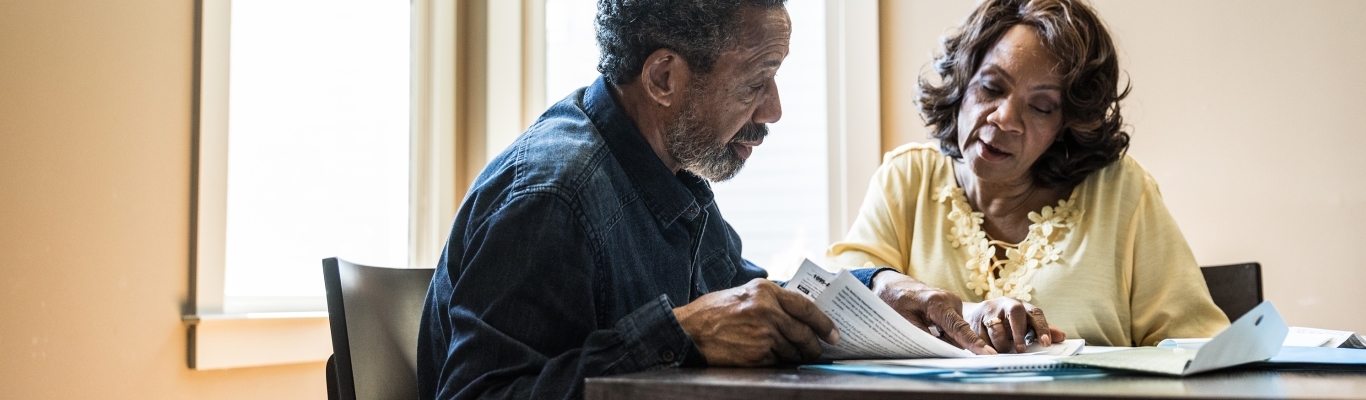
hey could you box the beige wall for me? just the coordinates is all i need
[4,0,1364,397]
[0,1,324,399]
[882,0,1366,334]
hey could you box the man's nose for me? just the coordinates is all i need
[753,78,782,124]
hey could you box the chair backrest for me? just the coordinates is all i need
[323,258,435,400]
[1199,262,1263,321]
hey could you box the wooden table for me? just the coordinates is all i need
[585,367,1366,400]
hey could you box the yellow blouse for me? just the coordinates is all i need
[828,143,1229,346]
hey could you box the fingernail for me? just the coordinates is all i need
[1041,334,1051,346]
[828,328,841,345]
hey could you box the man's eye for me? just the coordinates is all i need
[979,82,1001,95]
[748,83,765,93]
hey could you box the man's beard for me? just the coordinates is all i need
[665,98,769,182]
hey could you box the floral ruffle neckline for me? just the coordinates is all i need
[936,185,1082,302]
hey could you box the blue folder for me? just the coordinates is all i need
[801,364,1113,383]
[1246,347,1366,371]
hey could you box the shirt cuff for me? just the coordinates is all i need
[850,267,899,289]
[613,294,704,371]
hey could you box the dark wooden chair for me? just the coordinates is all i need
[1200,262,1263,321]
[323,258,435,400]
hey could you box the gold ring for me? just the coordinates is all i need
[986,317,1003,327]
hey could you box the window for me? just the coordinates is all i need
[189,0,458,370]
[221,0,410,313]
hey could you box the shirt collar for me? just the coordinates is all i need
[582,76,714,227]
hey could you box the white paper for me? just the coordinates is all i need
[1283,332,1334,347]
[1286,326,1364,348]
[846,354,1063,370]
[838,338,1086,370]
[1157,338,1211,350]
[785,259,971,360]
[787,259,836,301]
[1076,345,1131,355]
[1165,327,1365,349]
[1023,338,1086,356]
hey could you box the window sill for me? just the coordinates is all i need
[182,312,331,370]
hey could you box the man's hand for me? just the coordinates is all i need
[870,270,997,355]
[674,279,839,366]
[966,297,1066,353]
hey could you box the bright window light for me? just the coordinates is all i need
[545,0,603,104]
[223,0,410,306]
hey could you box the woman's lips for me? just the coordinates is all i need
[978,141,1012,161]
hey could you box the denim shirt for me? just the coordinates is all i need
[417,77,882,400]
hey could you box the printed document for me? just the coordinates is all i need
[785,259,971,360]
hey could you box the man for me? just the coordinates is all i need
[417,1,997,399]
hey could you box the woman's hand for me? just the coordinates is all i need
[965,297,1066,353]
[871,270,997,355]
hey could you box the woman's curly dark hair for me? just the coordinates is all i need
[919,0,1131,188]
[595,0,786,85]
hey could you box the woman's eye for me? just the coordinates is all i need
[979,82,1002,95]
[1032,105,1056,115]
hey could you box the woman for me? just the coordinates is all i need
[829,0,1229,349]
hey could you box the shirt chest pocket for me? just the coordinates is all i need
[693,249,737,296]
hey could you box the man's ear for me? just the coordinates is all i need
[639,48,691,108]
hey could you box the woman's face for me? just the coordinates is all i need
[955,25,1065,186]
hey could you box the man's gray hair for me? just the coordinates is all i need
[595,0,787,85]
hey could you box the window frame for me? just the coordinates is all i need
[184,0,461,370]
[824,0,882,243]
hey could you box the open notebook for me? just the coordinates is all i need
[1062,301,1288,376]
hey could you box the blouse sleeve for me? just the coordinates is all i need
[827,151,918,272]
[1127,174,1231,346]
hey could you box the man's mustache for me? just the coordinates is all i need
[730,123,768,143]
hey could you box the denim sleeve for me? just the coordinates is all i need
[736,258,770,283]
[850,267,898,288]
[421,192,696,400]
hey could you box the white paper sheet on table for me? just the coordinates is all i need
[1285,327,1366,349]
[1158,325,1366,350]
[838,339,1086,371]
[1077,346,1131,355]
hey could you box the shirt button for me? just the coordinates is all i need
[659,349,676,363]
